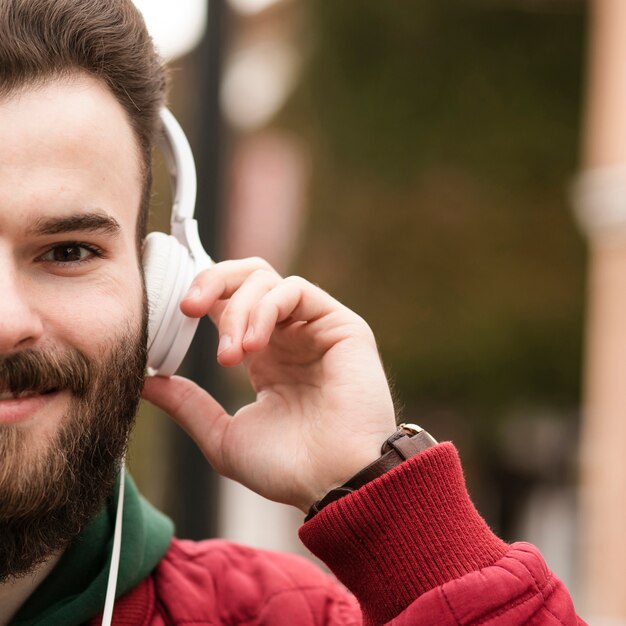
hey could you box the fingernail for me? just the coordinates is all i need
[217,334,232,355]
[184,285,200,300]
[243,327,254,343]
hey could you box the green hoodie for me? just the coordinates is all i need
[11,473,174,626]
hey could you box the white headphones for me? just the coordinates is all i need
[143,108,214,377]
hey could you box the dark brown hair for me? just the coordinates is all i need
[0,0,168,241]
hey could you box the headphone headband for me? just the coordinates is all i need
[144,108,213,377]
[158,107,197,224]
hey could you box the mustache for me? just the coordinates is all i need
[0,348,91,397]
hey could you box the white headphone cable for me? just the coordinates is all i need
[101,460,125,626]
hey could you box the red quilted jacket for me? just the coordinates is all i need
[92,444,587,625]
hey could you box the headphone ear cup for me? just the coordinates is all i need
[142,231,199,376]
[143,231,178,349]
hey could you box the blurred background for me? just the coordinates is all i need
[127,1,626,624]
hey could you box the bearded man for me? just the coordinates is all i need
[0,1,585,625]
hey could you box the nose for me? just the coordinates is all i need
[0,262,44,354]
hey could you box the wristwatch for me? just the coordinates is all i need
[305,423,438,521]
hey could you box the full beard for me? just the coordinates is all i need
[0,321,147,583]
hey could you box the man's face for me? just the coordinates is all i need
[0,74,148,580]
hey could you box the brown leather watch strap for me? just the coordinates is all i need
[305,423,437,522]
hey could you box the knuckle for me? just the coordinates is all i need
[192,266,214,285]
[351,314,376,342]
[248,268,276,284]
[283,274,308,290]
[173,381,201,416]
[247,256,274,272]
[217,302,237,329]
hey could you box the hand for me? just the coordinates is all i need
[141,257,397,512]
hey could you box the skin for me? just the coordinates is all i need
[0,73,144,623]
[0,75,144,453]
[0,71,396,620]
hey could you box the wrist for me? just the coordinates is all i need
[305,423,438,521]
[300,446,381,513]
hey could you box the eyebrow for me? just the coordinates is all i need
[27,212,121,237]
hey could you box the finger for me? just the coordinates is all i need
[181,257,280,322]
[244,276,342,352]
[214,269,282,367]
[141,376,231,473]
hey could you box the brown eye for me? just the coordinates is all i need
[39,243,102,264]
[52,245,85,262]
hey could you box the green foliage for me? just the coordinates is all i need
[286,0,587,420]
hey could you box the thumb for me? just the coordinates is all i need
[141,375,231,471]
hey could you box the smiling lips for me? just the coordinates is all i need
[0,389,60,424]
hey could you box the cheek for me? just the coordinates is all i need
[39,271,145,351]
[81,284,143,339]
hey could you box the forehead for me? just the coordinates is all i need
[0,73,143,233]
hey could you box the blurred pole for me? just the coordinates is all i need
[170,0,228,540]
[578,0,626,621]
